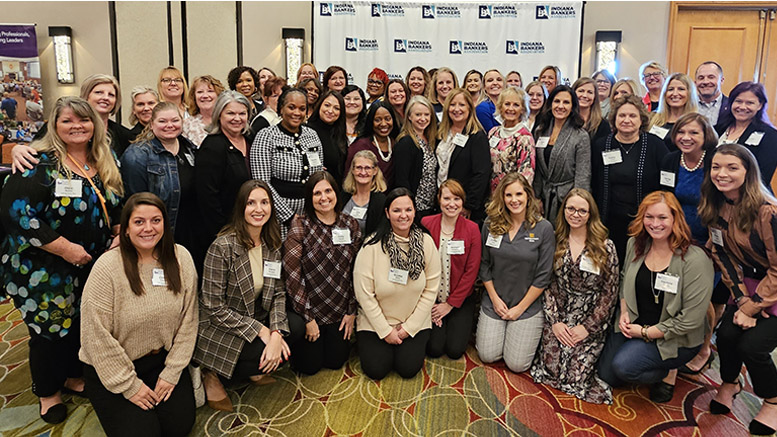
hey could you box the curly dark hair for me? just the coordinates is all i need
[227,66,259,92]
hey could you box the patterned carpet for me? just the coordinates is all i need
[0,298,764,436]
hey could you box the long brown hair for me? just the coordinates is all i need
[554,188,610,273]
[219,180,282,251]
[572,77,604,136]
[437,88,483,140]
[487,173,543,235]
[628,191,691,259]
[119,193,181,296]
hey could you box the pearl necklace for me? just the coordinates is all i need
[681,149,706,172]
[374,136,393,162]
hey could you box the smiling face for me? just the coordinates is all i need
[674,120,705,156]
[642,201,674,242]
[160,72,184,100]
[665,79,689,109]
[540,69,557,92]
[643,67,665,93]
[506,72,522,88]
[615,103,641,136]
[194,82,218,113]
[151,108,182,142]
[127,204,164,258]
[328,71,346,92]
[133,92,158,126]
[312,179,337,216]
[408,102,431,135]
[465,73,482,94]
[236,71,256,98]
[244,187,271,229]
[56,106,94,148]
[439,186,463,220]
[219,101,248,137]
[695,64,723,101]
[387,83,406,108]
[731,90,763,124]
[499,94,524,127]
[258,69,274,92]
[304,82,320,105]
[386,195,415,237]
[575,83,596,110]
[551,91,572,122]
[298,65,317,82]
[319,95,341,124]
[503,181,527,217]
[436,71,454,102]
[280,92,307,132]
[564,195,589,230]
[711,153,746,199]
[447,93,469,126]
[87,83,117,116]
[352,157,376,186]
[344,90,363,117]
[367,74,386,99]
[527,85,545,112]
[484,71,505,99]
[594,74,611,101]
[372,107,393,139]
[408,70,426,96]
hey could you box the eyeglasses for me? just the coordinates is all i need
[642,72,663,80]
[595,80,610,85]
[161,78,184,84]
[367,79,384,85]
[565,206,589,217]
[355,165,374,173]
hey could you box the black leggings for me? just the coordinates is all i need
[28,324,82,397]
[231,314,305,381]
[287,311,351,375]
[427,295,476,359]
[357,329,431,380]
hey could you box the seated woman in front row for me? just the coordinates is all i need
[598,191,713,403]
[80,193,198,437]
[353,188,441,379]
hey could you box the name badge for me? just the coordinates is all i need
[489,136,500,148]
[524,232,539,243]
[388,267,409,285]
[660,170,676,188]
[263,260,282,279]
[535,136,550,149]
[486,233,503,248]
[306,151,322,167]
[579,254,600,275]
[655,272,679,294]
[602,149,623,165]
[745,131,764,146]
[151,268,167,287]
[710,228,724,246]
[453,133,469,147]
[332,228,352,245]
[649,125,669,139]
[447,240,465,255]
[54,179,82,198]
[350,206,367,219]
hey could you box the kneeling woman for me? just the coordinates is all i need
[285,171,362,374]
[353,188,441,379]
[194,180,301,411]
[80,193,199,437]
[598,191,713,403]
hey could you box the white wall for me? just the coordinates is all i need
[242,2,312,80]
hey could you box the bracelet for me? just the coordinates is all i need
[641,325,652,342]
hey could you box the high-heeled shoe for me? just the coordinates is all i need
[39,400,68,424]
[749,399,777,436]
[203,370,234,412]
[679,352,715,375]
[709,378,742,415]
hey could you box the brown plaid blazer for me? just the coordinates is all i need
[193,232,289,379]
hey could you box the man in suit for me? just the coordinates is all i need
[695,61,728,126]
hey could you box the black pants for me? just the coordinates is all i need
[232,314,305,381]
[427,295,476,359]
[717,305,777,399]
[287,311,351,375]
[357,329,431,380]
[28,324,82,397]
[83,351,195,437]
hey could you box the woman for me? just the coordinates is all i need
[639,61,667,111]
[251,88,324,228]
[296,62,319,85]
[345,100,400,188]
[342,85,366,144]
[299,77,323,119]
[384,79,409,124]
[715,81,777,189]
[406,66,430,98]
[598,191,713,403]
[475,69,505,132]
[0,96,123,423]
[323,65,348,93]
[428,67,459,119]
[648,73,699,152]
[530,188,619,404]
[121,102,198,253]
[182,75,225,147]
[436,88,491,224]
[195,180,299,412]
[341,150,388,236]
[506,71,523,89]
[477,173,555,372]
[421,180,481,359]
[532,85,591,221]
[80,74,132,157]
[227,66,263,116]
[285,172,362,375]
[591,95,668,262]
[353,188,441,379]
[463,69,484,105]
[611,78,643,101]
[366,68,388,104]
[307,90,347,184]
[194,91,253,271]
[80,193,197,436]
[488,87,536,191]
[127,86,159,141]
[257,67,276,96]
[250,76,286,134]
[525,81,547,132]
[157,66,188,116]
[699,144,777,434]
[539,66,562,93]
[593,70,617,118]
[573,77,611,145]
[394,95,438,217]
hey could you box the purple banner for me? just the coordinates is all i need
[0,25,38,59]
[1,24,43,144]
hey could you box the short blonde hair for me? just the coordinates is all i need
[342,150,387,194]
[186,75,226,116]
[496,87,529,122]
[128,86,159,125]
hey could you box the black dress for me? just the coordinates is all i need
[307,117,347,185]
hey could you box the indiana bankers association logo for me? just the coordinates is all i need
[536,4,577,19]
[372,3,405,17]
[345,37,379,52]
[450,40,488,55]
[479,5,518,18]
[394,39,432,53]
[422,4,461,19]
[320,2,357,16]
[506,40,545,54]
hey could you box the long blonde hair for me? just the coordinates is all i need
[649,73,699,129]
[553,188,610,273]
[437,88,483,140]
[33,96,123,197]
[486,173,542,235]
[397,95,438,150]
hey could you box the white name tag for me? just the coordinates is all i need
[489,136,500,148]
[54,179,82,198]
[349,206,367,219]
[332,228,352,245]
[306,151,322,167]
[655,272,679,294]
[602,149,623,165]
[453,133,469,147]
[388,267,409,285]
[535,136,550,149]
[447,240,465,255]
[650,125,669,139]
[660,170,676,188]
[485,233,503,248]
[151,268,167,287]
[579,254,600,275]
[263,260,282,279]
[745,131,764,146]
[710,228,724,246]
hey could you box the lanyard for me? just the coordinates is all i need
[67,153,111,229]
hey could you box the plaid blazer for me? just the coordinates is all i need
[193,232,289,379]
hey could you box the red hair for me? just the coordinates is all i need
[369,68,389,84]
[628,191,692,259]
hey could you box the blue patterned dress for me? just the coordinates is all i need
[0,153,122,340]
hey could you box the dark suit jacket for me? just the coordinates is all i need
[394,135,438,198]
[444,130,491,223]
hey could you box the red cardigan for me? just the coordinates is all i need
[421,214,482,307]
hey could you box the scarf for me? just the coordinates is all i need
[385,227,426,281]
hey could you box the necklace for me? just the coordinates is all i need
[374,136,393,162]
[68,153,91,172]
[649,269,662,304]
[617,137,639,155]
[681,149,706,172]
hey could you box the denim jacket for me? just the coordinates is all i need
[120,135,196,230]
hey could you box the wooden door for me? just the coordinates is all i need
[759,9,777,124]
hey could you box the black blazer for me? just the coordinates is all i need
[393,136,437,197]
[340,190,386,237]
[307,118,347,185]
[444,130,491,223]
[715,121,777,189]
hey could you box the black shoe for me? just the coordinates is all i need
[749,399,777,435]
[650,381,675,403]
[709,378,742,415]
[39,401,67,424]
[679,352,715,375]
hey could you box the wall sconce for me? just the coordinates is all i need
[49,26,74,84]
[595,31,622,75]
[282,28,305,82]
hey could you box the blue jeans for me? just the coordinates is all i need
[598,330,700,387]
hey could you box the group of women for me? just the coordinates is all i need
[1,60,777,436]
